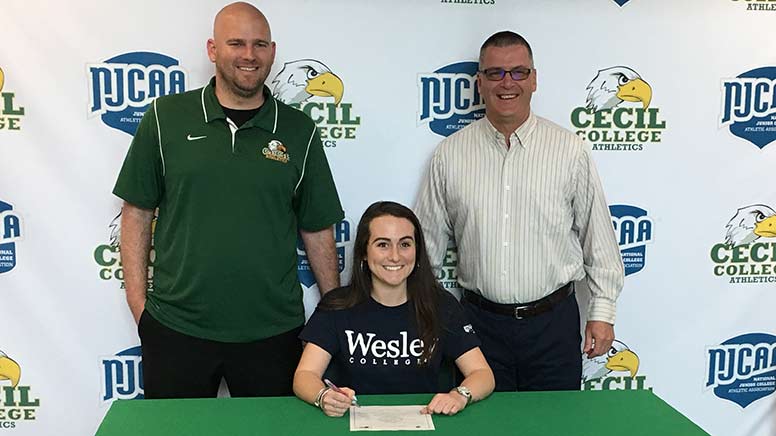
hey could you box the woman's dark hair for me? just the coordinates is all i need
[318,201,444,364]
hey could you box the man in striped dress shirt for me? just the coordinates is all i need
[415,31,624,391]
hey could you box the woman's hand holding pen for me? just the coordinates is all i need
[320,386,356,417]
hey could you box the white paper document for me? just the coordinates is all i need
[349,405,435,431]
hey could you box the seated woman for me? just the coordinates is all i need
[294,201,494,417]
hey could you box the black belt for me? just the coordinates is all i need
[463,283,573,319]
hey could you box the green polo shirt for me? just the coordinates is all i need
[113,78,344,342]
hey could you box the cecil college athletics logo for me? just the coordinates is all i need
[437,238,462,294]
[582,340,650,391]
[271,59,360,148]
[0,200,23,275]
[706,333,776,408]
[720,67,776,149]
[0,67,25,131]
[93,210,156,291]
[297,219,354,288]
[571,66,666,151]
[418,61,485,137]
[87,52,187,136]
[710,204,776,284]
[0,349,41,429]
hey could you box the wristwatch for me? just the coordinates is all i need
[455,386,472,405]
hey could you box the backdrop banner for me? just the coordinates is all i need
[1,1,775,435]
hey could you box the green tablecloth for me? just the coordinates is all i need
[95,390,709,435]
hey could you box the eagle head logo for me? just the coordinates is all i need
[585,66,652,112]
[0,349,21,388]
[0,67,5,93]
[271,59,344,106]
[268,139,286,153]
[725,204,776,247]
[582,340,640,382]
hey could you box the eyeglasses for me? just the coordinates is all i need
[479,67,533,81]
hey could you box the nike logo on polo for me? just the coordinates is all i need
[187,134,207,141]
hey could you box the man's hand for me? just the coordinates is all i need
[421,392,467,416]
[584,321,614,357]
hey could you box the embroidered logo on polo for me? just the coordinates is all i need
[93,210,156,291]
[262,139,289,163]
[0,67,26,131]
[271,59,360,148]
[297,218,354,288]
[101,346,144,403]
[418,61,485,137]
[720,67,776,149]
[0,349,41,429]
[87,52,188,136]
[610,205,653,276]
[582,340,651,391]
[0,200,23,275]
[709,204,776,284]
[706,333,776,408]
[345,330,428,367]
[571,66,666,152]
[731,0,776,12]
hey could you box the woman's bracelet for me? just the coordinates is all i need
[313,386,331,409]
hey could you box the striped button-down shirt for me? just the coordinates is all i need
[415,113,624,324]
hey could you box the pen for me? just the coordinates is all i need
[324,378,359,407]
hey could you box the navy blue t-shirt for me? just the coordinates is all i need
[299,288,480,395]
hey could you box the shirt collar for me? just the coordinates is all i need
[200,77,278,133]
[481,111,537,149]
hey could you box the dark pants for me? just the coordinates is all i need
[462,291,582,391]
[138,310,303,399]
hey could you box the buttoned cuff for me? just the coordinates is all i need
[587,297,617,325]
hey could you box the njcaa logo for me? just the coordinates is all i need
[720,67,776,149]
[262,139,289,163]
[706,333,776,408]
[101,346,144,403]
[437,238,462,295]
[0,200,23,275]
[297,218,354,288]
[345,330,428,367]
[610,205,653,277]
[571,66,666,151]
[418,61,485,137]
[271,59,360,148]
[0,350,41,429]
[582,340,651,391]
[731,0,776,12]
[87,52,187,136]
[0,67,25,131]
[710,204,776,284]
[93,210,156,290]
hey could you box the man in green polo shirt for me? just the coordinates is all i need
[113,2,344,398]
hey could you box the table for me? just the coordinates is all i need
[95,390,709,435]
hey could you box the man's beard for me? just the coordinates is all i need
[217,64,266,99]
